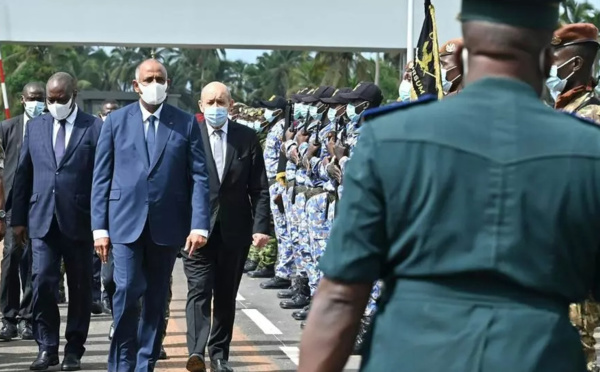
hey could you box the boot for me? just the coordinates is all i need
[300,321,306,329]
[292,304,310,320]
[243,260,258,273]
[260,276,291,290]
[280,276,310,309]
[277,276,303,299]
[248,265,275,278]
[352,316,373,355]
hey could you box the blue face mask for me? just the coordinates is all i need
[204,106,228,128]
[441,67,460,94]
[309,105,319,119]
[293,104,304,120]
[398,80,412,102]
[346,103,358,121]
[545,57,576,101]
[24,100,45,118]
[263,108,278,123]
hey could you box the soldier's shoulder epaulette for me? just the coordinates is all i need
[363,94,437,121]
[562,110,600,128]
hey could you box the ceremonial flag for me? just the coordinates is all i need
[410,0,443,99]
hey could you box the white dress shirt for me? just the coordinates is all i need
[206,120,228,177]
[23,115,30,140]
[92,102,208,241]
[52,105,78,147]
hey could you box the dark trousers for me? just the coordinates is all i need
[108,226,178,372]
[92,253,102,303]
[31,220,92,357]
[182,227,249,361]
[101,250,116,312]
[0,212,33,323]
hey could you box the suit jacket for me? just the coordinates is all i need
[0,114,25,206]
[11,111,103,240]
[199,120,270,248]
[91,102,210,246]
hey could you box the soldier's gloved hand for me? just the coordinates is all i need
[327,162,342,183]
[334,143,349,160]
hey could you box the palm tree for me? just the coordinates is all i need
[560,0,595,24]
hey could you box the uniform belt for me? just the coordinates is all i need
[304,187,324,199]
[383,277,569,315]
[268,177,277,187]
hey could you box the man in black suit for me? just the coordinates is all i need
[12,72,103,371]
[0,82,45,342]
[183,82,270,372]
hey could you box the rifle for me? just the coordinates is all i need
[273,100,293,213]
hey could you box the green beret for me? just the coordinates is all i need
[460,0,561,30]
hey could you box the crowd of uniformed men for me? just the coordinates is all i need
[2,8,600,371]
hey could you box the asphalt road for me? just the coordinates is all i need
[0,260,361,371]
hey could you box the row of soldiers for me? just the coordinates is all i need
[236,21,600,368]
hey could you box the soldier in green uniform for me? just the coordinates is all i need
[548,22,600,372]
[548,23,600,123]
[299,1,600,371]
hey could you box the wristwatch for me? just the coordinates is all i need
[0,210,7,219]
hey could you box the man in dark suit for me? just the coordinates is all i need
[11,72,103,371]
[92,59,210,372]
[183,82,270,372]
[0,82,45,342]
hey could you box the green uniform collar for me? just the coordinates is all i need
[464,77,540,98]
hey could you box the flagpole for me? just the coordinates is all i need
[0,46,10,119]
[406,0,415,63]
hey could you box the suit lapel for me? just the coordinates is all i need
[222,123,237,182]
[129,104,150,169]
[44,115,57,169]
[200,121,220,186]
[149,105,174,172]
[16,115,24,154]
[58,112,89,169]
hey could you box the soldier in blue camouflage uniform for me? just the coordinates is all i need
[320,82,385,353]
[248,96,297,291]
[280,87,335,311]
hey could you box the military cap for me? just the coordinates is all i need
[321,88,353,104]
[292,88,311,103]
[259,95,287,110]
[439,38,463,56]
[459,0,561,30]
[552,23,599,49]
[340,82,384,107]
[302,86,336,103]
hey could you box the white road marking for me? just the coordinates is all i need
[279,346,299,365]
[236,293,245,301]
[242,309,282,335]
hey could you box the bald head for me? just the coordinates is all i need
[47,72,76,97]
[135,59,168,81]
[199,82,233,112]
[22,82,45,97]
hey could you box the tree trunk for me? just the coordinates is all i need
[374,53,381,86]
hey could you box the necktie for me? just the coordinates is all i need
[54,119,66,164]
[212,130,224,181]
[146,115,156,163]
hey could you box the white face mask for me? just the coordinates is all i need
[441,67,461,94]
[545,57,576,101]
[137,81,168,105]
[398,80,412,102]
[47,97,73,121]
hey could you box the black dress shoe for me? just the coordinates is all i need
[260,276,291,289]
[210,359,234,372]
[277,286,295,299]
[243,260,258,273]
[186,354,206,372]
[300,321,306,329]
[30,351,59,371]
[0,320,18,341]
[18,320,34,340]
[61,353,81,371]
[108,322,114,341]
[280,294,310,309]
[91,301,103,315]
[158,345,168,360]
[247,266,274,278]
[292,305,309,320]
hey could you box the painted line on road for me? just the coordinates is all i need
[279,346,300,365]
[242,308,282,335]
[236,293,245,301]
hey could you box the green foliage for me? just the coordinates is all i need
[0,45,402,115]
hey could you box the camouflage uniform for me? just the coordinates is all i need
[562,89,600,371]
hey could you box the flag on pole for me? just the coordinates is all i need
[410,0,443,100]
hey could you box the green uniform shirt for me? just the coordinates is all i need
[319,78,600,372]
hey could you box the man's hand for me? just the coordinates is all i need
[13,226,27,246]
[327,135,336,158]
[94,237,111,264]
[252,233,270,248]
[333,143,349,160]
[289,147,300,165]
[296,130,310,145]
[306,142,320,161]
[285,128,295,141]
[185,233,208,257]
[0,220,6,242]
[327,162,342,183]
